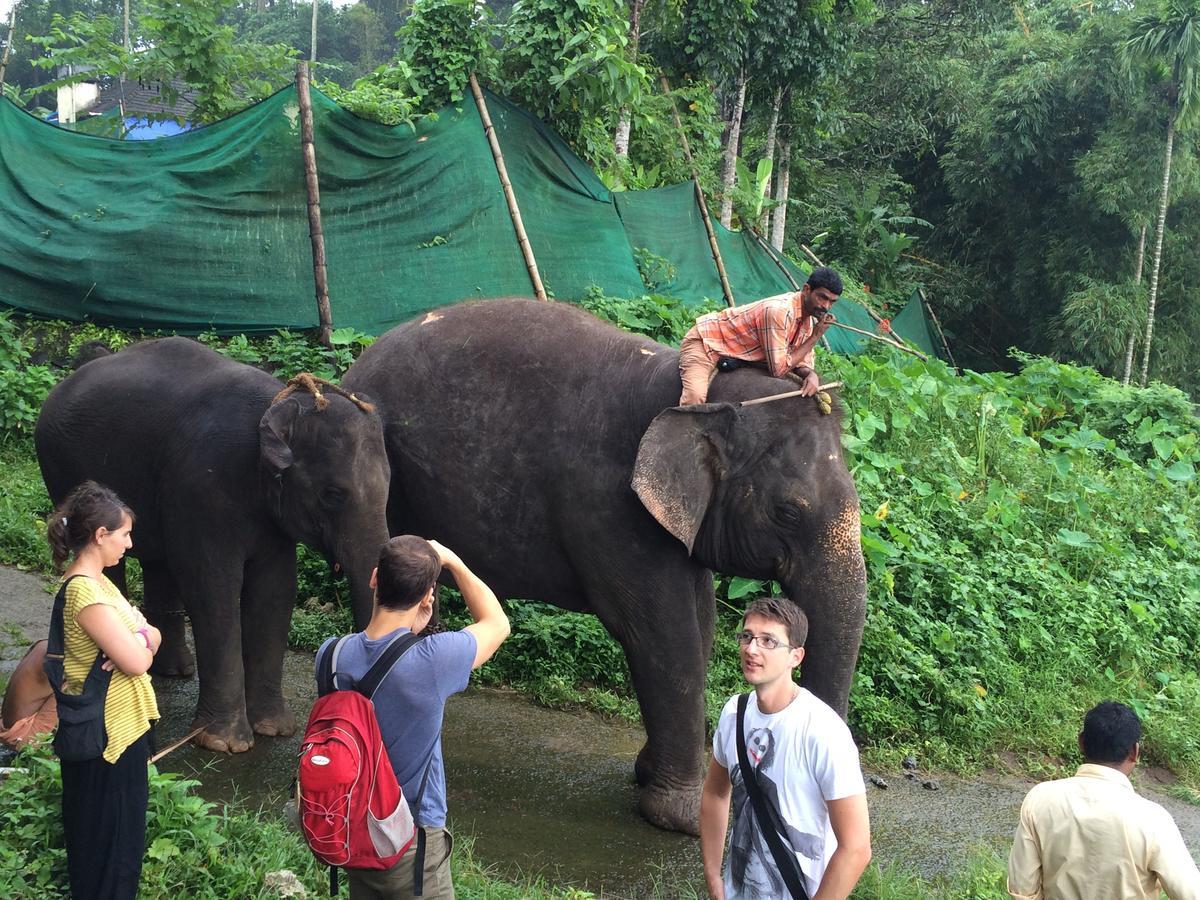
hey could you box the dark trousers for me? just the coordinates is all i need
[60,733,151,900]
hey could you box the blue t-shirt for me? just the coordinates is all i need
[315,627,476,828]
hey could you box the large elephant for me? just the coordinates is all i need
[342,298,867,834]
[35,337,390,752]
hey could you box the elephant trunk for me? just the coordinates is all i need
[337,531,387,629]
[779,504,867,720]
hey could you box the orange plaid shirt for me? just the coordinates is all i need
[693,292,815,377]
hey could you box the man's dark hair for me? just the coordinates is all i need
[743,597,809,648]
[375,535,441,611]
[1080,700,1141,763]
[806,266,843,296]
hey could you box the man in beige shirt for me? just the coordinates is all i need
[1008,701,1200,900]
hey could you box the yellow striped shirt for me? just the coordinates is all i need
[63,575,159,763]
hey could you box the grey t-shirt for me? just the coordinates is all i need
[316,627,477,828]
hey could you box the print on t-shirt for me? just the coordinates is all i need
[729,725,824,899]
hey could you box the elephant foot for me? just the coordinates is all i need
[192,715,254,754]
[150,644,195,678]
[638,782,702,836]
[250,706,298,738]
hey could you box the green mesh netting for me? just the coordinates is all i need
[0,83,944,359]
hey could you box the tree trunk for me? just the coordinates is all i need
[770,138,791,251]
[756,85,784,234]
[1122,223,1147,386]
[0,7,16,91]
[718,69,747,229]
[310,0,318,62]
[613,0,644,158]
[296,62,334,347]
[1140,117,1174,387]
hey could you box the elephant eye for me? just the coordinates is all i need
[321,486,349,508]
[774,503,806,526]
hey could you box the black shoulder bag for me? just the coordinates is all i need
[736,692,811,900]
[43,575,114,763]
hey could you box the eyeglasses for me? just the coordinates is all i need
[736,631,792,651]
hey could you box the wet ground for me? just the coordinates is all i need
[4,565,1199,896]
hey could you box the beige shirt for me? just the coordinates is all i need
[1008,763,1200,900]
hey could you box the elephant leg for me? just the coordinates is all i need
[143,562,194,677]
[176,562,254,754]
[584,560,715,836]
[241,548,298,738]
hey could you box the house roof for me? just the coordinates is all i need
[90,79,198,121]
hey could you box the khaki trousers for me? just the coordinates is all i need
[347,827,455,900]
[678,328,718,405]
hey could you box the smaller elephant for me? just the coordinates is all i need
[35,338,391,752]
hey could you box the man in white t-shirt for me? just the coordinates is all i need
[700,598,871,899]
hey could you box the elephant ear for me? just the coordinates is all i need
[259,397,301,476]
[632,404,737,554]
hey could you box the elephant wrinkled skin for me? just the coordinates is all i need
[343,299,867,835]
[36,338,390,753]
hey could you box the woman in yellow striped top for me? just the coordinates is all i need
[47,481,160,900]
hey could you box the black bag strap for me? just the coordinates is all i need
[45,574,107,687]
[737,692,810,900]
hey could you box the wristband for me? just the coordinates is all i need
[136,627,152,651]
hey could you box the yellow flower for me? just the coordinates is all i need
[974,683,987,698]
[874,501,890,520]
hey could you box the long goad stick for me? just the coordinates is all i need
[739,381,843,409]
[148,723,208,765]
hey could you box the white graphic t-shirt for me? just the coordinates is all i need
[712,688,866,899]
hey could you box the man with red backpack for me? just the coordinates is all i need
[310,535,510,899]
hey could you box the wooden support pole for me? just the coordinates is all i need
[829,320,928,360]
[750,226,800,291]
[296,62,334,348]
[799,243,824,268]
[919,288,957,369]
[661,75,735,307]
[0,8,17,93]
[469,73,547,301]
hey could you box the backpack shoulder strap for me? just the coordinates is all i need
[357,632,424,700]
[736,692,811,900]
[315,635,351,697]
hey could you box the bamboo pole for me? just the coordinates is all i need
[310,0,318,62]
[799,244,824,267]
[0,7,16,93]
[296,62,334,348]
[829,320,928,360]
[469,73,547,300]
[918,288,957,369]
[750,226,800,291]
[739,381,843,409]
[661,75,735,307]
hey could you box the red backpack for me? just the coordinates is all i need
[298,632,428,890]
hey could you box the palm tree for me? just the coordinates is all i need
[1123,0,1200,386]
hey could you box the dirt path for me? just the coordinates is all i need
[3,565,1198,894]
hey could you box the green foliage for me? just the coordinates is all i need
[498,0,648,156]
[0,313,59,440]
[398,0,492,111]
[197,327,374,380]
[632,247,678,293]
[579,288,720,345]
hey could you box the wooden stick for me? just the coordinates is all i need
[296,62,334,348]
[828,320,928,360]
[799,244,824,267]
[919,288,958,369]
[470,73,547,301]
[661,75,735,307]
[148,724,208,765]
[749,226,800,291]
[739,381,843,408]
[0,8,17,92]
